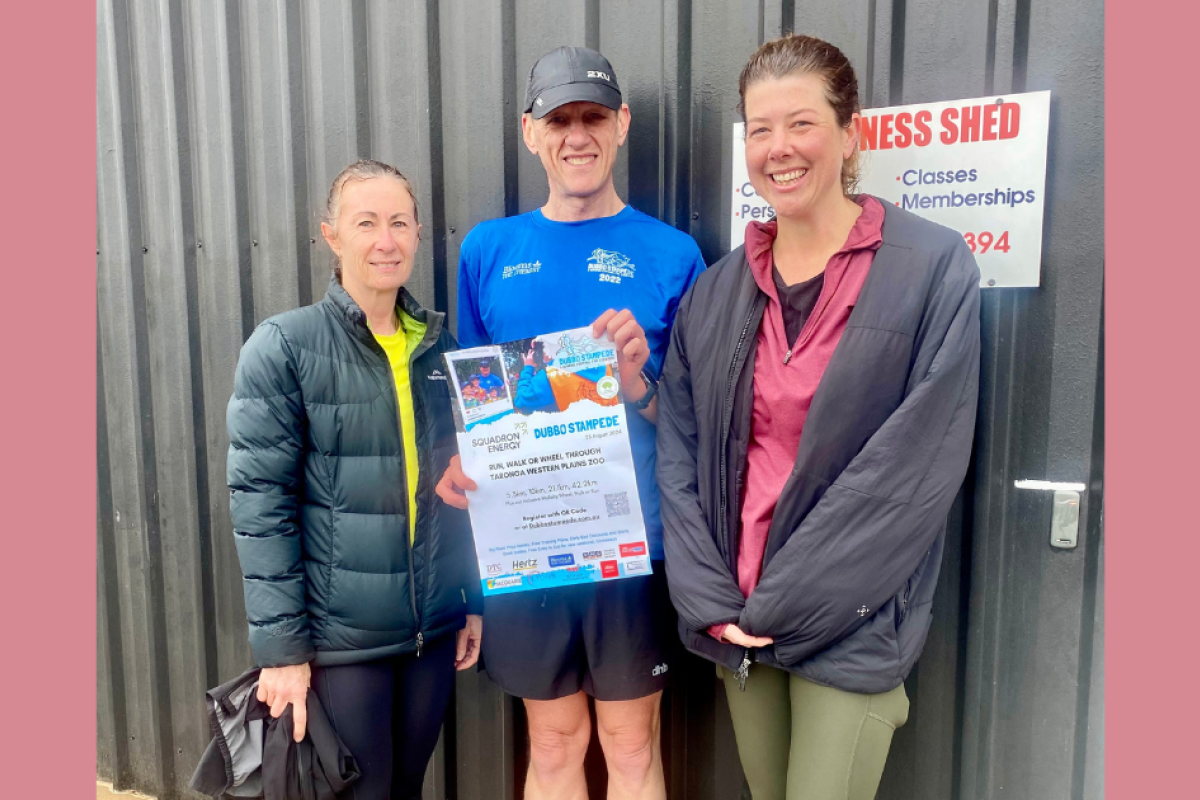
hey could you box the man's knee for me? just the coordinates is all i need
[597,714,658,779]
[527,715,591,776]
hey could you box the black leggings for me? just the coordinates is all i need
[310,633,456,799]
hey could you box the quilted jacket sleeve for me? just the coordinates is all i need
[657,290,749,632]
[227,321,314,667]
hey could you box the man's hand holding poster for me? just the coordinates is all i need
[444,327,650,596]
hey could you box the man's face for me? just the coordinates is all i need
[522,101,631,203]
[480,364,491,376]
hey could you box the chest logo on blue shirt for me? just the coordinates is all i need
[587,248,636,284]
[502,260,542,279]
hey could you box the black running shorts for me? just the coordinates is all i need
[480,562,676,701]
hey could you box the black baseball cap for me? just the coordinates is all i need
[524,46,622,119]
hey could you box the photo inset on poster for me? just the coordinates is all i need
[444,327,649,596]
[446,347,514,429]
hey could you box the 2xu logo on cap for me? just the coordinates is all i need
[619,542,646,558]
[600,560,619,579]
[587,70,611,81]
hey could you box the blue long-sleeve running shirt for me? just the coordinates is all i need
[457,205,705,559]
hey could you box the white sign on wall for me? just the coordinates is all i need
[730,90,1051,288]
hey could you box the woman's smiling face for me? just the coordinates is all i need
[321,175,421,296]
[742,71,859,222]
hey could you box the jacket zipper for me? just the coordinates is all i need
[393,363,423,656]
[718,306,757,559]
[407,323,442,658]
[375,328,423,657]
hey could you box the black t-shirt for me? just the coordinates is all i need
[773,267,825,347]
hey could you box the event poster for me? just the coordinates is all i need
[444,327,650,596]
[731,90,1051,288]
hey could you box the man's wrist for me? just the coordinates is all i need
[622,375,648,403]
[627,369,658,410]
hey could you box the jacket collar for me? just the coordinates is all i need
[322,273,445,354]
[743,194,884,300]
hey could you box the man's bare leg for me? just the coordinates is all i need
[524,691,592,800]
[595,691,665,800]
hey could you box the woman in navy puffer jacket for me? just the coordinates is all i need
[227,159,481,800]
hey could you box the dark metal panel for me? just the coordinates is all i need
[454,669,518,800]
[959,0,1105,795]
[660,0,691,230]
[97,3,132,787]
[241,0,303,321]
[438,0,512,333]
[128,1,232,793]
[791,0,874,84]
[1081,505,1104,800]
[687,0,762,262]
[98,0,176,791]
[599,0,661,215]
[899,0,992,104]
[182,0,254,685]
[299,0,358,304]
[989,0,1020,96]
[97,359,122,786]
[1024,1,1104,480]
[1078,322,1104,800]
[869,0,896,108]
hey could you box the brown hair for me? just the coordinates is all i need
[737,34,862,194]
[322,159,419,279]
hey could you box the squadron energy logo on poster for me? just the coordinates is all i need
[731,90,1051,288]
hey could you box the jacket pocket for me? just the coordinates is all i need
[895,575,914,627]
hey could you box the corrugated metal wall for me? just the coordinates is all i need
[97,1,1104,799]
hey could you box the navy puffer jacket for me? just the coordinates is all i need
[227,276,481,668]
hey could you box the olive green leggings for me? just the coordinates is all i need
[717,662,909,800]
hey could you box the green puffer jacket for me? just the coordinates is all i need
[227,276,481,668]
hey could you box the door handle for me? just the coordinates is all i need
[1014,480,1084,549]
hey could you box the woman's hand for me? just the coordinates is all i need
[456,614,483,670]
[435,454,477,510]
[591,309,650,402]
[721,624,773,648]
[256,662,312,742]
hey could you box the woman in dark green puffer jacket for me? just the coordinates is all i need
[227,160,481,800]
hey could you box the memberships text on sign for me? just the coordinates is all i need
[729,90,1051,288]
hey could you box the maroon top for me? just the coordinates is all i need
[711,195,884,642]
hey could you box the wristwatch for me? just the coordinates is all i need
[631,369,659,411]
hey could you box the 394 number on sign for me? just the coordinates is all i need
[963,230,1010,254]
